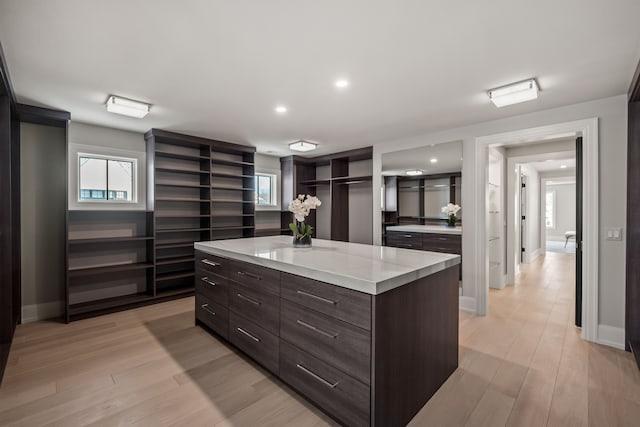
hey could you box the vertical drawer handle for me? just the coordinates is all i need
[237,271,263,280]
[296,319,339,339]
[296,290,337,305]
[236,293,262,306]
[200,277,216,286]
[201,259,220,267]
[296,363,339,389]
[236,327,260,342]
[201,303,216,317]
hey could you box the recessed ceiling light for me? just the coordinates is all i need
[289,140,317,152]
[335,79,349,88]
[406,169,423,176]
[488,79,539,108]
[105,95,150,118]
[560,164,567,169]
[430,158,438,163]
[275,105,288,114]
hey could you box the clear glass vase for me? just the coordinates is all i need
[292,235,312,248]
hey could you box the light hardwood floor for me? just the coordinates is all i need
[1,252,638,426]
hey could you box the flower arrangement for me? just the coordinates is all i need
[288,194,322,239]
[441,203,461,227]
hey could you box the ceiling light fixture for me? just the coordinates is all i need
[289,140,317,152]
[335,79,349,88]
[105,95,150,118]
[488,79,539,108]
[275,105,288,114]
[430,158,438,163]
[406,169,423,176]
[560,164,567,169]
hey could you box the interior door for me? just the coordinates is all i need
[520,174,527,263]
[576,137,583,327]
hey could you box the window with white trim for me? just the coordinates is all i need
[78,154,137,203]
[545,190,555,228]
[255,173,277,206]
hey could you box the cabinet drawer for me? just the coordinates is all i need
[195,273,229,306]
[196,294,229,339]
[280,300,371,385]
[229,312,279,374]
[196,253,227,279]
[281,273,371,330]
[422,233,462,254]
[229,280,280,335]
[280,341,370,427]
[228,260,280,296]
[386,232,424,250]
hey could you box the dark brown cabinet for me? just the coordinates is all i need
[194,249,459,426]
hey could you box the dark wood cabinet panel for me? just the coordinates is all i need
[281,272,371,330]
[196,293,229,339]
[228,280,280,335]
[195,271,229,306]
[280,299,371,385]
[386,231,425,250]
[280,340,370,427]
[195,253,228,280]
[227,260,281,295]
[228,311,279,374]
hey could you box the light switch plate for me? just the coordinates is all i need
[606,227,623,241]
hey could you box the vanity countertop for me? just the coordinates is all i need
[386,224,462,235]
[194,236,460,295]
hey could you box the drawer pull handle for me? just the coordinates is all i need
[296,319,339,339]
[237,271,262,280]
[403,234,413,238]
[201,259,220,267]
[201,303,216,317]
[296,363,339,389]
[236,327,260,342]
[435,237,449,241]
[201,277,216,287]
[296,290,337,305]
[236,293,261,306]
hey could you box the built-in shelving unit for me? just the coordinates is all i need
[66,210,155,322]
[147,129,256,297]
[280,147,373,243]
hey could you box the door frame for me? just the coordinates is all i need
[475,118,598,342]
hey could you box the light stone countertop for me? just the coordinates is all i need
[386,224,462,235]
[195,236,460,295]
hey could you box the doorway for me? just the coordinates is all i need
[475,118,598,342]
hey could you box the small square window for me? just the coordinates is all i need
[255,173,277,206]
[79,154,136,203]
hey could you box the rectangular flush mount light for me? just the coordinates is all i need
[289,140,317,152]
[106,95,150,118]
[488,79,538,107]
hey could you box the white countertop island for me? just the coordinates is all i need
[195,235,460,295]
[387,224,462,235]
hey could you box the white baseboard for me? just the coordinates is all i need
[597,324,625,350]
[21,301,64,323]
[459,296,476,314]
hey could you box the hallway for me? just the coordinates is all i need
[410,252,640,426]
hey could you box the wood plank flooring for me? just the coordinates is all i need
[1,252,638,426]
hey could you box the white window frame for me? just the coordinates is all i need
[69,143,146,211]
[255,168,281,211]
[545,189,556,229]
[77,153,138,204]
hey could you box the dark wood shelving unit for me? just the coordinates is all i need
[147,129,256,298]
[280,147,373,242]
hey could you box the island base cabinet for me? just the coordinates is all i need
[228,312,279,374]
[195,294,228,340]
[280,340,370,427]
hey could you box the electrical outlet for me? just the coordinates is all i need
[606,227,623,241]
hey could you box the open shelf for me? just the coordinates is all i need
[156,166,209,175]
[211,158,254,167]
[211,171,254,179]
[211,225,254,231]
[156,257,195,266]
[156,197,211,202]
[156,286,195,298]
[68,262,154,276]
[156,242,195,249]
[156,271,195,282]
[155,150,209,161]
[155,227,210,233]
[155,182,210,189]
[155,214,210,219]
[211,199,254,204]
[68,236,153,245]
[68,293,154,317]
[211,185,254,191]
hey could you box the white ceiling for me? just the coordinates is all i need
[1,1,639,156]
[382,141,462,176]
[527,158,576,173]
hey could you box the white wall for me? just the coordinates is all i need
[545,182,576,241]
[372,95,627,331]
[68,122,146,210]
